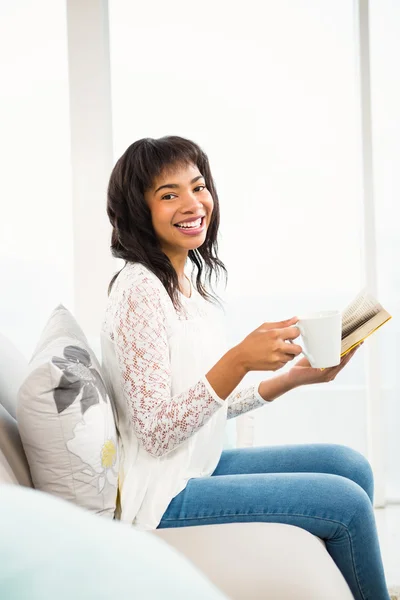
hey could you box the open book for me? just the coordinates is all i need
[341,289,392,356]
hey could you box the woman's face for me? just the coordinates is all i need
[145,162,214,256]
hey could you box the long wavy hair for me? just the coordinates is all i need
[106,136,227,309]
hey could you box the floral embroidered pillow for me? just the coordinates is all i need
[17,305,119,518]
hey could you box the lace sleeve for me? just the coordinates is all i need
[112,276,225,458]
[227,385,267,420]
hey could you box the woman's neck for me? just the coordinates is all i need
[163,248,188,280]
[160,247,191,296]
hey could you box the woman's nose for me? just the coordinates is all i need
[181,192,203,212]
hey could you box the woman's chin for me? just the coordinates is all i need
[186,234,207,250]
[172,230,207,251]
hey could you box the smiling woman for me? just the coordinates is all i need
[145,164,213,267]
[106,136,226,310]
[100,135,391,600]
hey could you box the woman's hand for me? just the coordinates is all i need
[237,317,303,373]
[285,343,362,388]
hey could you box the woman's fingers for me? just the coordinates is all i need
[263,317,298,331]
[339,345,361,365]
[280,326,301,341]
[282,353,299,363]
[281,342,303,363]
[326,344,362,378]
[284,343,303,356]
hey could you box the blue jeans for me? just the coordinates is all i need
[158,444,390,600]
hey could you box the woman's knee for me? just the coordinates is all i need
[327,444,374,503]
[335,474,376,532]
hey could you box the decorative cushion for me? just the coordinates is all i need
[17,305,118,517]
[0,485,228,600]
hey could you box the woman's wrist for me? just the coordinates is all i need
[257,372,298,403]
[230,344,249,377]
[205,346,248,401]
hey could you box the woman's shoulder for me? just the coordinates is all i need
[106,263,172,319]
[114,262,166,297]
[103,264,174,345]
[103,263,173,334]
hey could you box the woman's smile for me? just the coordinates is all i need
[173,215,206,236]
[145,162,214,255]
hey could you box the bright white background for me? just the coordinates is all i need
[0,0,399,500]
[369,0,400,500]
[108,0,369,474]
[0,1,73,357]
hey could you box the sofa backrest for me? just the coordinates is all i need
[0,333,28,419]
[0,333,32,487]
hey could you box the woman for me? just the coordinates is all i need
[101,135,390,600]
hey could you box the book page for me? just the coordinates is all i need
[341,311,392,355]
[341,289,382,340]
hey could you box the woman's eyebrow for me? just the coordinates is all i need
[154,175,204,195]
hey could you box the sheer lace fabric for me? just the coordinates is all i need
[101,263,266,528]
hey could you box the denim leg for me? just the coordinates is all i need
[212,444,374,504]
[158,472,390,600]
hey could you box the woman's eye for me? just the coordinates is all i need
[161,185,206,200]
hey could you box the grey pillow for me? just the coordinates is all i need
[17,305,119,517]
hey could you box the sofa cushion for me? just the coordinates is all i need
[155,523,354,600]
[0,485,227,600]
[17,305,119,517]
[0,403,32,486]
[0,333,28,419]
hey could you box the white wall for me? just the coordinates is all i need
[108,0,368,452]
[1,0,398,498]
[0,1,74,359]
[66,0,116,344]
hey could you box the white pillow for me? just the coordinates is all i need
[17,305,119,517]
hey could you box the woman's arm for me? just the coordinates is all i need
[225,373,296,420]
[206,320,301,420]
[113,270,300,457]
[113,273,246,458]
[226,345,364,420]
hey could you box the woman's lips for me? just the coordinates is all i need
[174,216,205,236]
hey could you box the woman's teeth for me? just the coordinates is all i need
[176,218,202,229]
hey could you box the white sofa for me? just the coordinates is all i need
[0,332,354,599]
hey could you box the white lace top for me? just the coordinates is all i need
[101,262,266,530]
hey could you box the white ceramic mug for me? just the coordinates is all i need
[295,310,342,368]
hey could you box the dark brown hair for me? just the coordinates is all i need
[106,136,227,309]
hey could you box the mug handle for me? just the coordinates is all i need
[293,323,315,366]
